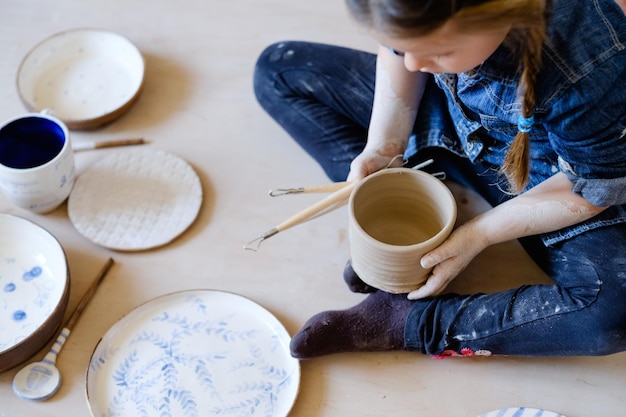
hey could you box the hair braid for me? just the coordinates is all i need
[345,0,549,192]
[500,23,546,193]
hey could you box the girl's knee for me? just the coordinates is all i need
[583,293,626,355]
[255,41,298,73]
[583,323,626,355]
[253,41,298,104]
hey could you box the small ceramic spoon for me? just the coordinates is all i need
[12,258,114,401]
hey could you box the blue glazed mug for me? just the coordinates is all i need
[0,113,75,213]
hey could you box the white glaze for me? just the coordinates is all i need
[17,29,144,128]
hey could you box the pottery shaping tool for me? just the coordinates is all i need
[12,258,115,401]
[244,182,355,251]
[268,159,435,198]
[72,138,146,151]
[244,159,437,251]
[268,181,350,197]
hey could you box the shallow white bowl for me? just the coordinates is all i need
[0,214,70,372]
[17,29,145,130]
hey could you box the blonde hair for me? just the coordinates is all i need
[346,0,549,193]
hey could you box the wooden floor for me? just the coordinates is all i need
[1,1,624,416]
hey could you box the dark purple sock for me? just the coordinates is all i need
[290,291,414,359]
[343,260,377,293]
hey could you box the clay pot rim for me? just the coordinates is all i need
[348,167,457,250]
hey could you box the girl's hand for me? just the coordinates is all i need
[406,171,608,300]
[347,139,406,182]
[407,220,488,300]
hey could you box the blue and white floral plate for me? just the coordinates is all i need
[478,408,566,417]
[86,290,300,417]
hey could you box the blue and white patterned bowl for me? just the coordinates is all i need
[0,213,70,372]
[86,290,300,417]
[478,408,566,417]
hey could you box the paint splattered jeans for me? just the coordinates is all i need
[253,41,626,357]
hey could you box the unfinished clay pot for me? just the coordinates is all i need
[348,168,457,293]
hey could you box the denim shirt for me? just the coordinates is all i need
[406,0,626,246]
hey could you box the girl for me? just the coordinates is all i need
[253,0,626,359]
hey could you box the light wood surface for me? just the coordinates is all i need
[1,1,625,416]
[63,258,114,331]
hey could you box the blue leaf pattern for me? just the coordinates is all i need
[91,292,298,417]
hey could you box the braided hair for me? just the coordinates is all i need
[346,0,549,193]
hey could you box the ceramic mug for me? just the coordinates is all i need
[348,168,457,293]
[0,113,75,213]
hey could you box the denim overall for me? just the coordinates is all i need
[254,0,626,356]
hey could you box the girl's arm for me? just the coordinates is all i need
[408,172,608,299]
[347,46,430,181]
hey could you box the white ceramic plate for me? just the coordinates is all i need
[68,148,203,251]
[478,408,566,417]
[17,29,144,130]
[0,214,69,372]
[86,290,300,417]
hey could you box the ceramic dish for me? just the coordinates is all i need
[477,408,566,417]
[0,214,70,372]
[86,290,300,417]
[68,148,203,251]
[17,28,145,130]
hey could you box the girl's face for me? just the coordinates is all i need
[374,20,512,74]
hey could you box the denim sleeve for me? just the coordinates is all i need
[544,54,626,207]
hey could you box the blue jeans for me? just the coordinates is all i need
[254,41,626,356]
